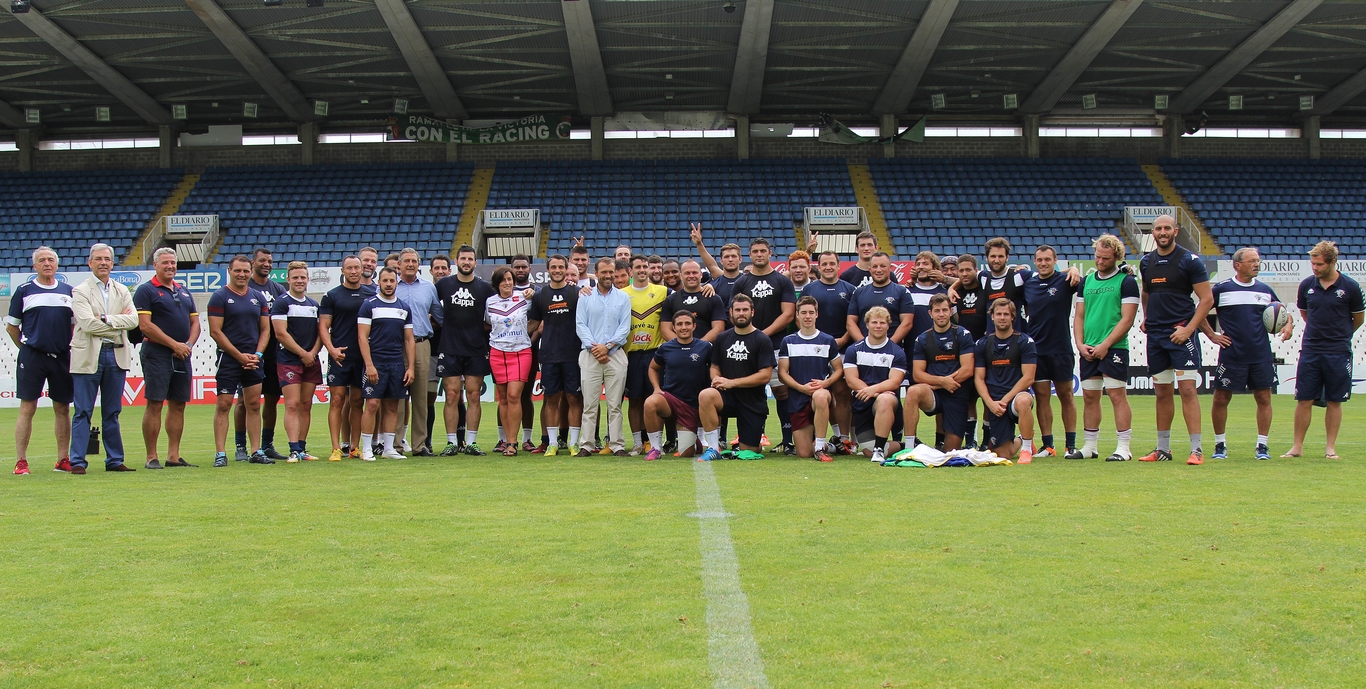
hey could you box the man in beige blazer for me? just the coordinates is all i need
[69,243,142,473]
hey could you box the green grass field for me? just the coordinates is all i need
[2,395,1364,688]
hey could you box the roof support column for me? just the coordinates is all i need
[16,129,35,172]
[1022,114,1040,158]
[1304,115,1320,160]
[1166,115,1183,159]
[591,116,604,161]
[880,114,897,158]
[299,121,317,165]
[736,115,750,160]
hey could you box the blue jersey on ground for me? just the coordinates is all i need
[358,295,413,361]
[652,338,713,407]
[1298,273,1366,355]
[207,286,269,354]
[778,330,839,408]
[1022,269,1078,354]
[842,337,907,411]
[271,293,320,366]
[905,281,948,344]
[319,283,377,353]
[975,332,1038,399]
[1140,248,1209,331]
[1210,278,1279,364]
[799,279,855,341]
[5,279,74,353]
[848,281,913,343]
[913,325,977,378]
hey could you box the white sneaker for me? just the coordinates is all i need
[360,451,376,462]
[871,449,886,464]
[382,449,406,460]
[399,439,412,452]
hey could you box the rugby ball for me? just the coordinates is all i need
[1263,301,1290,333]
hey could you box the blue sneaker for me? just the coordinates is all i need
[1212,442,1228,460]
[213,452,228,468]
[1256,443,1271,460]
[697,448,720,462]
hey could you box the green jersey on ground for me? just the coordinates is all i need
[1077,268,1140,349]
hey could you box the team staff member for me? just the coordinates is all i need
[320,255,375,461]
[273,261,323,463]
[624,254,669,454]
[7,246,75,475]
[801,250,857,450]
[644,311,714,460]
[70,243,143,473]
[358,246,379,285]
[840,231,879,288]
[1286,241,1364,460]
[974,299,1038,463]
[238,247,288,461]
[395,247,441,456]
[510,255,540,452]
[690,224,746,304]
[1022,245,1080,457]
[435,245,496,456]
[208,256,272,468]
[732,238,796,451]
[358,267,416,461]
[907,294,976,452]
[698,295,776,460]
[778,296,842,462]
[1072,234,1139,462]
[425,255,452,452]
[661,259,726,342]
[1138,214,1214,465]
[843,306,907,464]
[529,255,582,457]
[135,248,199,471]
[575,257,632,456]
[485,266,536,457]
[1201,248,1292,461]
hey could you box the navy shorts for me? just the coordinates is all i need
[435,351,489,378]
[1147,331,1201,373]
[1215,361,1277,393]
[926,388,970,438]
[1080,347,1128,382]
[1295,352,1352,403]
[853,396,904,441]
[364,363,409,400]
[140,344,191,403]
[540,360,581,396]
[718,391,766,448]
[260,352,282,399]
[625,349,656,399]
[984,391,1029,450]
[1034,352,1076,384]
[216,351,265,394]
[16,346,73,404]
[327,358,366,389]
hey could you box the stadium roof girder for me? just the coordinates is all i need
[0,98,26,128]
[184,0,315,124]
[1166,0,1326,115]
[727,0,774,115]
[561,0,613,117]
[374,0,466,121]
[872,0,960,115]
[1019,0,1145,114]
[11,6,176,126]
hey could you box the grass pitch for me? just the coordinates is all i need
[1,396,1364,687]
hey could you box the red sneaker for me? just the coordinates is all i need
[530,443,547,455]
[1017,449,1033,465]
[815,450,834,463]
[1138,449,1173,462]
[1186,451,1204,466]
[54,458,72,473]
[522,440,537,453]
[14,459,30,475]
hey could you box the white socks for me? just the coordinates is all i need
[1256,434,1268,447]
[647,431,663,449]
[1116,429,1132,457]
[1190,433,1202,453]
[1215,433,1227,445]
[466,430,478,445]
[381,432,395,453]
[632,431,643,448]
[360,433,374,458]
[814,437,826,452]
[569,427,580,448]
[447,433,459,445]
[702,429,720,450]
[548,428,559,446]
[830,424,841,439]
[523,428,533,443]
[1082,429,1099,455]
[497,426,506,443]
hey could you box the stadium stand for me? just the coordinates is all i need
[487,158,857,257]
[1160,158,1366,260]
[0,168,183,270]
[868,158,1165,260]
[181,162,474,265]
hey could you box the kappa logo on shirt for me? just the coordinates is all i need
[962,293,978,309]
[684,295,698,305]
[726,340,750,361]
[750,280,775,299]
[1112,353,1123,364]
[551,294,565,303]
[453,288,475,307]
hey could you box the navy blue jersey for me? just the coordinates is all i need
[708,272,744,305]
[5,279,74,353]
[906,281,948,344]
[358,295,413,361]
[913,325,977,378]
[732,270,796,350]
[1298,273,1366,355]
[1022,269,1078,354]
[529,283,581,364]
[250,277,288,348]
[842,337,907,411]
[800,279,855,341]
[662,288,726,329]
[436,276,496,357]
[653,338,713,407]
[848,281,914,343]
[1140,248,1209,331]
[778,330,839,408]
[319,282,376,352]
[1210,279,1279,364]
[134,277,197,345]
[711,328,776,413]
[975,332,1038,399]
[207,286,269,354]
[840,264,873,289]
[271,293,320,366]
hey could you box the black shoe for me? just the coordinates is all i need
[235,445,249,462]
[439,443,461,457]
[780,442,796,456]
[262,445,288,460]
[662,439,678,454]
[165,458,198,467]
[144,459,164,470]
[249,451,275,465]
[462,442,487,456]
[106,464,136,472]
[412,447,434,457]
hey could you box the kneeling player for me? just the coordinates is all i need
[843,306,907,463]
[644,311,714,459]
[906,294,975,451]
[974,299,1038,462]
[778,296,843,461]
[698,295,776,460]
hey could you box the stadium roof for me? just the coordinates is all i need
[3,0,1366,134]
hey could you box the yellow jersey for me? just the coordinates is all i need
[625,283,669,351]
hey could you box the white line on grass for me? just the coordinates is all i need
[692,460,769,689]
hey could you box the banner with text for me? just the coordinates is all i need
[390,114,573,145]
